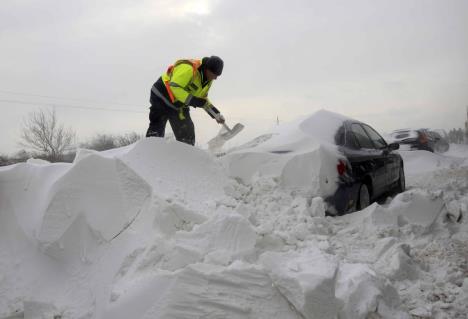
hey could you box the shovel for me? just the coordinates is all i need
[205,107,244,150]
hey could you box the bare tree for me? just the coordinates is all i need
[20,108,75,162]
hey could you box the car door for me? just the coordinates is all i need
[362,124,400,187]
[348,123,388,197]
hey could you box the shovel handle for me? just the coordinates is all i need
[222,123,232,132]
[204,105,219,118]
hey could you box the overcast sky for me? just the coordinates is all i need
[1,0,467,154]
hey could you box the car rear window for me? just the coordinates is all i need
[395,133,409,138]
[335,126,346,146]
[351,124,375,149]
[362,124,387,149]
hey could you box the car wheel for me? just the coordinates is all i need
[357,184,370,211]
[396,166,405,193]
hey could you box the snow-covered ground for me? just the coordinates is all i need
[1,120,468,318]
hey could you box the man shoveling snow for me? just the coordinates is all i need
[145,56,243,146]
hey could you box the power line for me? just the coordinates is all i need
[0,89,140,107]
[0,98,146,114]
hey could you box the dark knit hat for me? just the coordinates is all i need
[204,55,224,76]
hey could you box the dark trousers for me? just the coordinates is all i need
[146,98,195,146]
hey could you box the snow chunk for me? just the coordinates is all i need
[152,199,207,236]
[225,145,340,197]
[280,144,340,196]
[38,154,151,258]
[388,190,444,228]
[336,263,407,319]
[375,243,419,281]
[0,162,69,239]
[260,248,339,319]
[343,189,445,238]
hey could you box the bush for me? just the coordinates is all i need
[81,132,143,151]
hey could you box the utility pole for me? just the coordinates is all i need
[465,106,468,144]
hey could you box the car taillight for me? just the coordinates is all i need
[419,132,428,144]
[337,160,346,176]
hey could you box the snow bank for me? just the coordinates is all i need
[2,114,468,318]
[329,166,468,318]
[0,138,234,318]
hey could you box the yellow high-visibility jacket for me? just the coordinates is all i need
[162,59,212,107]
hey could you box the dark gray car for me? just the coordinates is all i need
[326,120,405,215]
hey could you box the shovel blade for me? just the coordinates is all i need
[208,123,244,151]
[220,123,244,140]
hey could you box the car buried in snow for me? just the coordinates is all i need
[328,120,405,214]
[222,110,405,215]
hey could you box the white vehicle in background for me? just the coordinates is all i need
[388,128,450,153]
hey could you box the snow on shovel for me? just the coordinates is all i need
[205,107,244,151]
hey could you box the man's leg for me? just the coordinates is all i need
[168,108,195,146]
[146,104,168,138]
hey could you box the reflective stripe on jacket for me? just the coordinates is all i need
[161,59,213,107]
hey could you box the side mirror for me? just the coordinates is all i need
[388,142,400,151]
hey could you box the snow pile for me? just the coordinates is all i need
[223,110,346,198]
[1,111,468,318]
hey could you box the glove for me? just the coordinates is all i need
[188,96,207,108]
[205,104,225,124]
